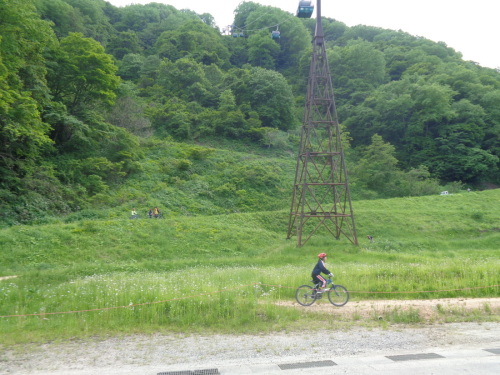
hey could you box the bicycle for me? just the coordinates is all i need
[295,278,349,307]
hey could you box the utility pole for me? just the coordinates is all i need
[287,0,358,246]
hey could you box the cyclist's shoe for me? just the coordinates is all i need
[314,289,325,299]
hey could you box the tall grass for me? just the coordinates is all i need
[1,261,498,344]
[1,190,499,343]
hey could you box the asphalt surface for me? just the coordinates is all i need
[14,344,500,375]
[4,321,499,375]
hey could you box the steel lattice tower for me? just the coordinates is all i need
[287,0,358,246]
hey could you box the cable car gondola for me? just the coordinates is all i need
[296,1,314,18]
[271,29,281,40]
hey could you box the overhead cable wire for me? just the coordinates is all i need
[227,2,293,35]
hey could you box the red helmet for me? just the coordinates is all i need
[318,252,327,259]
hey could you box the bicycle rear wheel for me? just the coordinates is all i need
[295,285,317,306]
[327,285,349,306]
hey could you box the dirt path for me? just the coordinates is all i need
[1,296,499,374]
[278,297,500,321]
[0,276,17,281]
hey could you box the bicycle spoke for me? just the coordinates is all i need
[295,285,316,306]
[327,285,349,306]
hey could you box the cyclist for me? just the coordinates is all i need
[312,252,333,292]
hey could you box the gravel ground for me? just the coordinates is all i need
[1,297,499,375]
[2,322,500,374]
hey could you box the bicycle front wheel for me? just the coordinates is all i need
[327,285,349,306]
[295,285,317,306]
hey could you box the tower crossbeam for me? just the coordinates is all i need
[287,0,358,246]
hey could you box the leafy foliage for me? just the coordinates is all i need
[1,190,499,341]
[0,0,55,190]
[46,32,120,114]
[1,0,500,226]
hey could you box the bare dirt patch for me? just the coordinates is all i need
[0,298,498,374]
[0,276,17,281]
[277,297,500,321]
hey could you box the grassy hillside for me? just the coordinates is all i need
[1,189,499,343]
[69,138,298,222]
[3,190,498,272]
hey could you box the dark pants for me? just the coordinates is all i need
[312,274,327,288]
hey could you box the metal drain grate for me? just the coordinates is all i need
[279,360,336,370]
[158,369,219,375]
[484,348,500,355]
[386,353,444,362]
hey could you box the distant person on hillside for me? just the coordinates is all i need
[131,208,138,219]
[148,208,153,219]
[153,207,160,218]
[312,252,333,292]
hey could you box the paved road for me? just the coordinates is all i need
[20,345,500,375]
[6,322,499,375]
[214,347,500,374]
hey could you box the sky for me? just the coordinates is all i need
[106,0,499,69]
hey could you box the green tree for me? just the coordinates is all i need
[34,0,86,38]
[106,84,152,137]
[352,134,403,198]
[339,25,385,43]
[0,0,55,183]
[107,31,143,59]
[0,0,86,224]
[118,53,145,81]
[480,90,500,178]
[247,30,280,69]
[138,54,161,88]
[112,1,186,49]
[401,165,441,196]
[233,2,310,70]
[147,98,192,139]
[214,90,248,138]
[157,57,218,107]
[47,32,120,115]
[218,89,237,112]
[231,67,296,130]
[261,128,289,149]
[233,1,261,28]
[431,143,498,183]
[330,39,387,105]
[63,0,114,45]
[155,20,230,67]
[431,99,497,183]
[346,78,455,168]
[302,17,347,42]
[430,63,485,102]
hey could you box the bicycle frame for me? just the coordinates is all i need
[295,278,349,307]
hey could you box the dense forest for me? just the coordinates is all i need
[1,0,499,226]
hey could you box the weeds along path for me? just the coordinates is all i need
[278,297,500,321]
